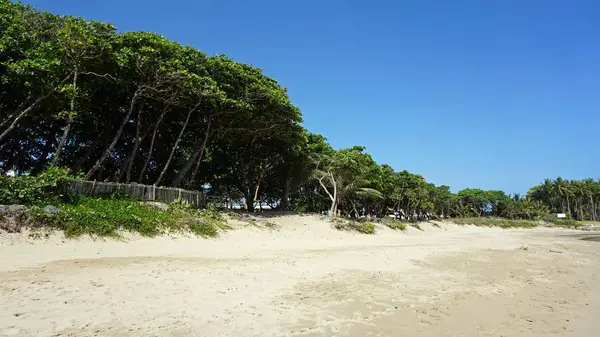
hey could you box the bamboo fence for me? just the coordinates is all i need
[61,180,206,208]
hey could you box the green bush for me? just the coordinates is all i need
[27,196,221,239]
[410,223,423,231]
[385,219,407,231]
[450,218,537,228]
[356,222,376,234]
[0,167,72,205]
[188,219,219,237]
[550,219,581,228]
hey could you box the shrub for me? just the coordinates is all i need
[550,219,581,228]
[26,196,223,239]
[410,223,423,231]
[188,219,219,238]
[356,222,376,234]
[385,219,407,231]
[0,167,72,205]
[450,218,537,228]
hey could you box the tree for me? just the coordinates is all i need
[313,147,382,217]
[50,18,114,165]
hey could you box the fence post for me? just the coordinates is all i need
[178,188,182,200]
[91,179,97,195]
[196,192,199,208]
[152,184,156,200]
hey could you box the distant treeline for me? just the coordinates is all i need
[1,1,598,220]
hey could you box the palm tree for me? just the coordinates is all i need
[541,178,555,212]
[571,180,586,220]
[552,177,572,216]
[583,178,598,221]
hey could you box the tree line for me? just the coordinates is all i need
[1,1,598,220]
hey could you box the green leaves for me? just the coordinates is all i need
[0,167,71,205]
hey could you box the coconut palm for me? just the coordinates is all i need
[552,177,572,216]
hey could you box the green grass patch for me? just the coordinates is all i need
[450,218,537,228]
[410,223,423,231]
[332,218,376,234]
[30,196,221,239]
[550,219,582,228]
[355,222,376,234]
[384,219,407,231]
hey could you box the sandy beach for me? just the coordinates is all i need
[1,215,599,337]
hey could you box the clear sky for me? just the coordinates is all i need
[22,0,600,193]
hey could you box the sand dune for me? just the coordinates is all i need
[1,215,599,337]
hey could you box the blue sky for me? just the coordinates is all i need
[22,0,599,193]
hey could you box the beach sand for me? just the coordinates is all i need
[1,215,599,336]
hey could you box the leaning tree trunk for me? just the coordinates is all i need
[0,73,72,143]
[85,89,140,180]
[184,121,212,188]
[137,104,171,183]
[116,106,150,183]
[0,93,32,130]
[154,105,195,185]
[125,110,147,183]
[172,118,212,188]
[70,130,105,174]
[31,135,56,175]
[51,70,78,166]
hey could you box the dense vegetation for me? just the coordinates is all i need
[1,1,599,227]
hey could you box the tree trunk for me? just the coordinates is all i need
[172,118,212,188]
[317,172,337,217]
[281,178,291,211]
[137,104,171,183]
[125,108,145,183]
[155,103,196,185]
[51,70,78,165]
[70,130,105,174]
[253,181,261,204]
[0,73,72,143]
[591,195,596,221]
[185,120,212,187]
[85,89,140,180]
[243,187,255,213]
[31,135,56,174]
[115,106,149,183]
[0,93,32,129]
[566,194,571,217]
[330,172,337,217]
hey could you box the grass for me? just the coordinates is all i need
[332,218,376,234]
[29,196,222,239]
[264,221,279,230]
[450,217,538,228]
[410,223,423,231]
[384,219,408,231]
[355,222,376,234]
[549,219,582,228]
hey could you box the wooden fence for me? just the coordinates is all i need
[61,180,206,208]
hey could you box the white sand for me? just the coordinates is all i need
[1,215,599,336]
